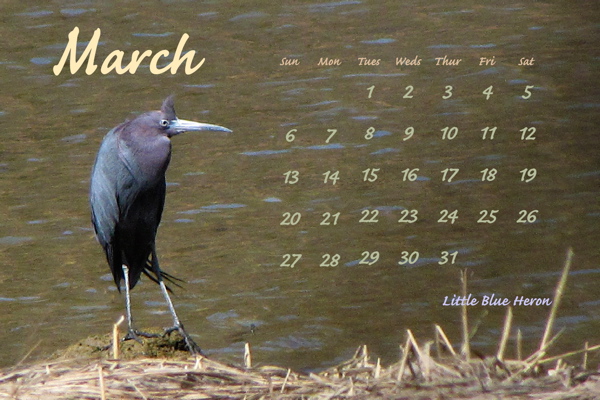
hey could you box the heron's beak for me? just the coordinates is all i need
[172,118,233,134]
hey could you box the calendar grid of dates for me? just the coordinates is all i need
[263,55,553,273]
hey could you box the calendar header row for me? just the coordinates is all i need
[279,55,535,67]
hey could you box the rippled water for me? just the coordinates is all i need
[1,1,598,370]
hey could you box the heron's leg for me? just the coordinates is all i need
[121,265,140,342]
[151,250,204,355]
[122,266,134,331]
[122,265,159,342]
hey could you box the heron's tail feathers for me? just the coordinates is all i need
[143,259,184,293]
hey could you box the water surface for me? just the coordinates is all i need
[0,0,598,370]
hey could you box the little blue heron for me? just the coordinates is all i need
[90,96,232,354]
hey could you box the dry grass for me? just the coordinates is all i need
[2,248,599,399]
[1,344,599,400]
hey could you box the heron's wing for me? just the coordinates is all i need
[90,127,142,287]
[90,129,122,250]
[155,175,166,227]
[90,125,170,289]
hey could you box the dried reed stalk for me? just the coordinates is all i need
[244,342,252,368]
[540,247,573,351]
[538,343,600,365]
[97,364,105,400]
[435,324,457,357]
[397,336,412,382]
[497,306,513,361]
[112,315,125,360]
[516,328,522,361]
[460,269,470,360]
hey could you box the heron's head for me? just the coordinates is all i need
[156,95,232,138]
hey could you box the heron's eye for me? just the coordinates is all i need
[159,119,170,128]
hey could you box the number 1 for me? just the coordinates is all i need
[367,85,375,98]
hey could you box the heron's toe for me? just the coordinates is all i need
[163,324,204,356]
[124,329,160,343]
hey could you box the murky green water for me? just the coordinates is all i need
[1,1,598,370]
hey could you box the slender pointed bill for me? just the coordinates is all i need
[172,118,232,134]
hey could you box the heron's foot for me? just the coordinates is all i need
[164,324,204,356]
[100,342,112,352]
[124,329,160,343]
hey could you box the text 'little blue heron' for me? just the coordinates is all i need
[90,96,232,354]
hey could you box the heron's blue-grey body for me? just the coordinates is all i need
[90,96,231,354]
